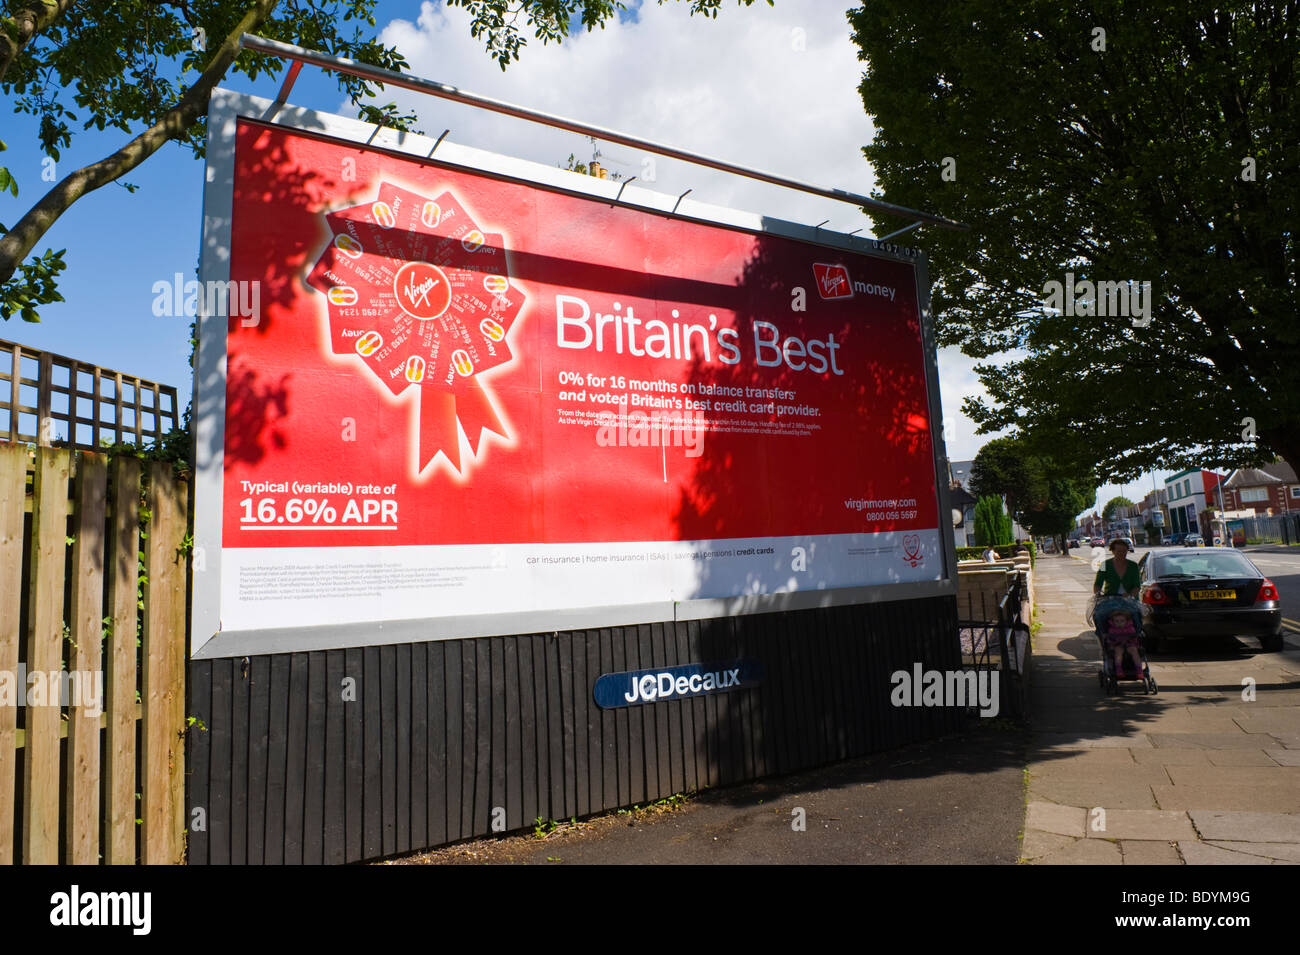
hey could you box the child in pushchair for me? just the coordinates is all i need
[1092,595,1157,695]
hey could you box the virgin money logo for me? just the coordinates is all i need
[902,533,923,567]
[813,263,853,300]
[394,261,451,320]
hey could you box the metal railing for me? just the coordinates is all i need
[957,571,1031,720]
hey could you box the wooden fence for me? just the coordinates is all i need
[0,338,181,450]
[0,441,189,864]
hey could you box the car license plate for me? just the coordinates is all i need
[1189,589,1235,600]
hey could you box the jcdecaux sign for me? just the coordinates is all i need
[593,660,763,708]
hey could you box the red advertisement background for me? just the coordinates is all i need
[223,120,938,547]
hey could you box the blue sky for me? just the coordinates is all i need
[1,0,1171,519]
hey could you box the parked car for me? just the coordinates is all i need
[1069,539,1080,549]
[1165,533,1186,546]
[1183,534,1204,547]
[1138,547,1283,653]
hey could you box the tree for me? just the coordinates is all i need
[850,2,1299,482]
[1102,495,1134,522]
[970,435,1044,524]
[1,0,766,321]
[973,494,1012,547]
[1022,477,1092,552]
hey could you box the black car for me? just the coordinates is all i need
[1138,547,1283,653]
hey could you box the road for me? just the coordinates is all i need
[1238,546,1300,647]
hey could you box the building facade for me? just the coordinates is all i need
[1221,461,1300,515]
[1164,468,1223,536]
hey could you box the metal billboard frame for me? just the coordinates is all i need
[192,87,959,659]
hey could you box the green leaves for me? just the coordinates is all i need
[0,138,16,197]
[853,2,1300,479]
[0,246,66,322]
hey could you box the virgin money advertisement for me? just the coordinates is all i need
[210,118,943,638]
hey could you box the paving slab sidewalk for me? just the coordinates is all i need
[1022,552,1300,865]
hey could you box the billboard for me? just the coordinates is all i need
[192,91,953,657]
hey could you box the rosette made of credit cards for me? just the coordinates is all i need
[307,181,526,472]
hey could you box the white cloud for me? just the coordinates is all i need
[370,1,1000,464]
[372,0,877,227]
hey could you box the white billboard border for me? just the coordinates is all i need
[192,88,958,659]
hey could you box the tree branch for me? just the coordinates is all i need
[0,0,280,285]
[0,0,76,85]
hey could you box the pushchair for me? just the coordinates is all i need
[1089,595,1157,695]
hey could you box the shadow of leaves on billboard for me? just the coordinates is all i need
[196,115,335,470]
[676,231,938,601]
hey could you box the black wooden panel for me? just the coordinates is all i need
[459,637,479,839]
[394,643,411,855]
[734,615,757,782]
[649,623,674,799]
[473,639,492,836]
[282,653,308,865]
[303,653,326,865]
[379,644,398,858]
[343,647,363,864]
[204,659,231,865]
[610,628,629,807]
[425,642,447,848]
[597,629,617,810]
[502,637,521,832]
[322,651,345,865]
[361,646,383,860]
[544,633,565,821]
[846,606,870,757]
[244,654,271,864]
[825,608,850,761]
[488,637,506,834]
[515,635,538,829]
[658,623,683,796]
[684,619,706,789]
[579,631,598,815]
[554,633,572,819]
[264,655,291,865]
[228,656,248,866]
[697,618,720,788]
[442,640,463,842]
[866,606,888,754]
[409,643,427,851]
[624,627,647,802]
[192,594,965,863]
[570,632,589,818]
[671,621,696,793]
